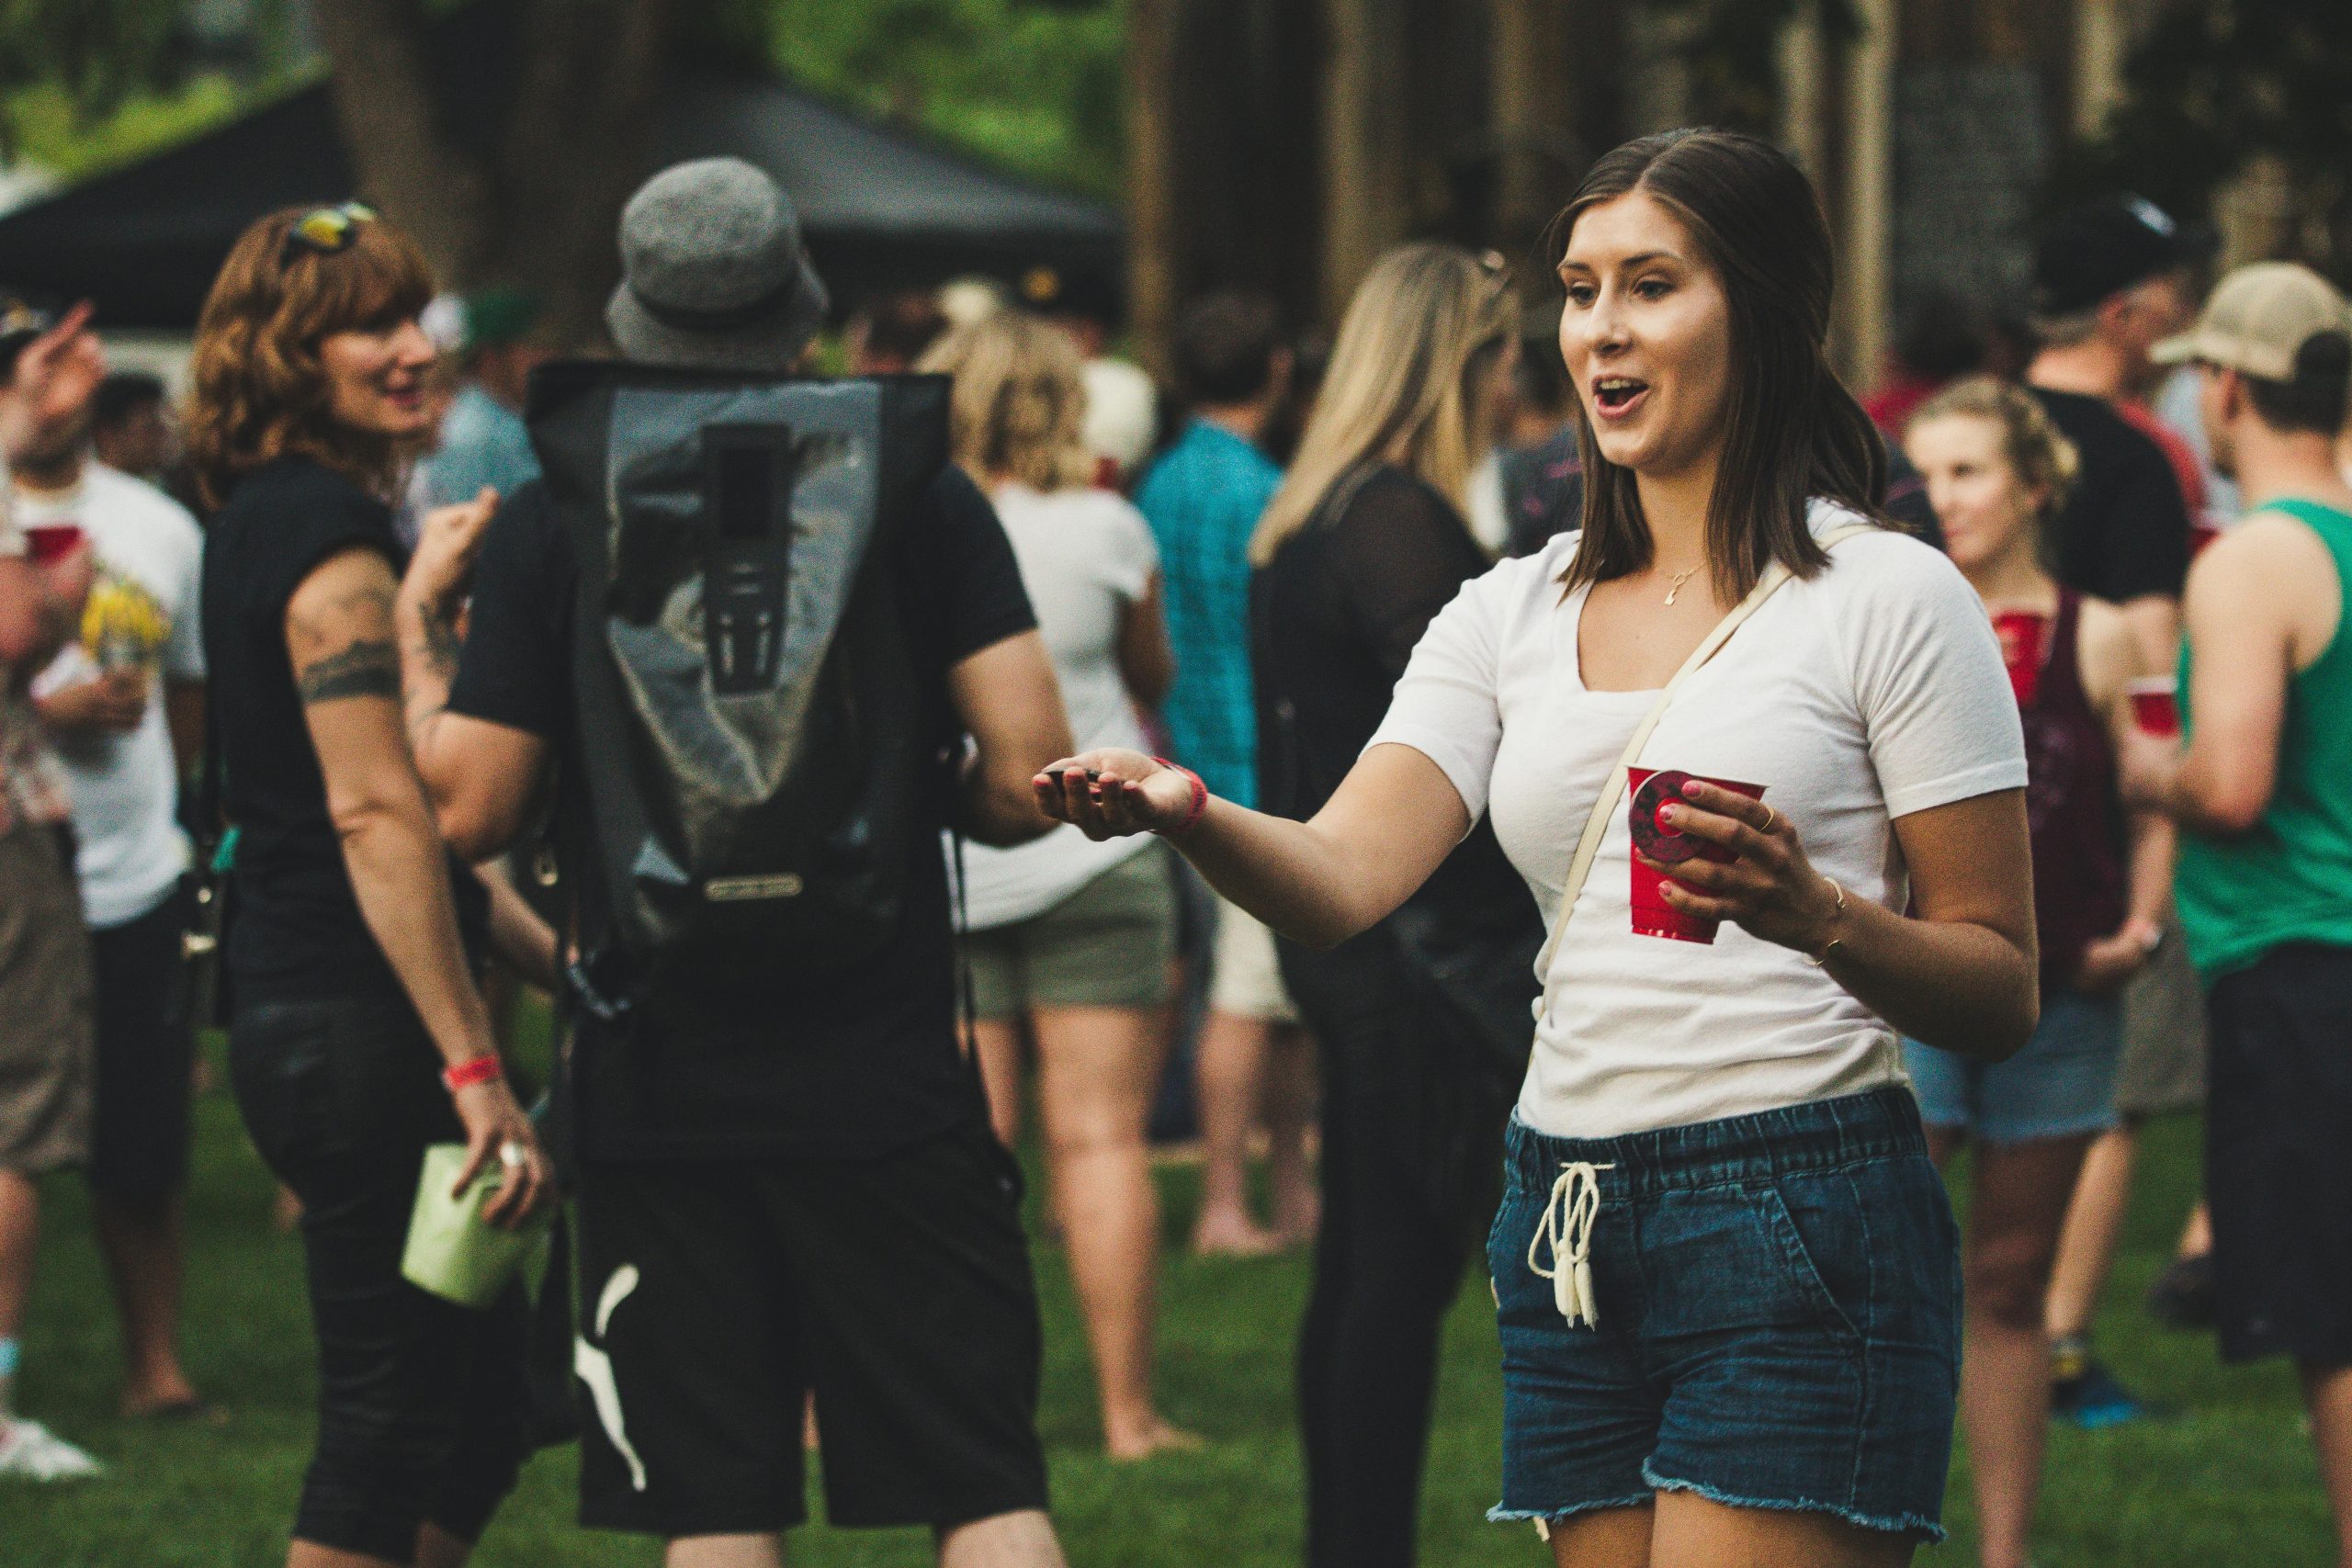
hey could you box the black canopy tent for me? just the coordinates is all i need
[0,13,1122,330]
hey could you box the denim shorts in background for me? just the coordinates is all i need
[1487,1088,1961,1543]
[1903,987,2122,1144]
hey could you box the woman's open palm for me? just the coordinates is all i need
[1033,750,1194,840]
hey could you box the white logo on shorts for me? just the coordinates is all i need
[574,1264,650,1492]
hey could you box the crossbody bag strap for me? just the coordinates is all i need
[1532,523,1875,994]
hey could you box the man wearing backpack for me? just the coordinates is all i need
[394,159,1077,1567]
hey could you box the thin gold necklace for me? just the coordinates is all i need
[1664,568,1698,605]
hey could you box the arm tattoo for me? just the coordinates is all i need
[417,604,464,682]
[298,639,401,704]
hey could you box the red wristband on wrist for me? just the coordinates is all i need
[442,1055,504,1094]
[1151,758,1209,838]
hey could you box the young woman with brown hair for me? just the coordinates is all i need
[1035,130,2037,1566]
[188,204,549,1568]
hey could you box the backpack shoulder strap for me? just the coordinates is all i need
[1531,523,1875,992]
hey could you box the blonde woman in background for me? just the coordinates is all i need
[916,311,1195,1461]
[1249,243,1543,1568]
[1903,377,2166,1568]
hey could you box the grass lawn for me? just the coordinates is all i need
[6,1033,2335,1566]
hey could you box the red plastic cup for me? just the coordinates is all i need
[23,523,84,564]
[1626,766,1766,944]
[2129,674,2180,737]
[1992,611,2050,708]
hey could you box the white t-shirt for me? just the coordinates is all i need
[1367,502,2027,1139]
[955,482,1161,930]
[27,465,205,928]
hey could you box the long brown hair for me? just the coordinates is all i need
[1553,129,1884,601]
[186,205,435,509]
[1251,243,1516,566]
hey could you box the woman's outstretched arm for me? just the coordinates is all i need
[1036,741,1470,949]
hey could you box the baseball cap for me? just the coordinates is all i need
[2031,195,2211,318]
[2154,262,2352,382]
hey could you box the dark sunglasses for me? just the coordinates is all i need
[280,202,379,266]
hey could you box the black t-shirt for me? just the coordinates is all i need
[447,466,1036,1161]
[1253,466,1534,936]
[201,457,489,1005]
[2027,386,2192,605]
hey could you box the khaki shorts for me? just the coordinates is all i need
[1210,892,1300,1024]
[2116,916,2208,1117]
[962,846,1178,1021]
[0,823,95,1173]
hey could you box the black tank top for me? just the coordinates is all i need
[2022,589,2127,991]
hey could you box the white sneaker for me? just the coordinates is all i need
[0,1417,104,1481]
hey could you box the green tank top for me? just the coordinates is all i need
[2177,498,2352,979]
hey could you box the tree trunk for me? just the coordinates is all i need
[311,0,492,287]
[486,0,678,348]
[314,0,674,349]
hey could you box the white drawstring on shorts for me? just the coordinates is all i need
[1528,1161,1613,1328]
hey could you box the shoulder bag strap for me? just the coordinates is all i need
[1532,523,1875,993]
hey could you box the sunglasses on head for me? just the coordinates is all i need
[281,203,379,266]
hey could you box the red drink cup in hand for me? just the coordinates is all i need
[1992,610,2050,708]
[24,523,84,565]
[2128,674,2180,737]
[1627,767,1766,944]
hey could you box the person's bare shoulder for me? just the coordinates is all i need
[2188,513,2341,671]
[2072,592,2141,712]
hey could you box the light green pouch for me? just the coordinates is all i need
[401,1144,553,1310]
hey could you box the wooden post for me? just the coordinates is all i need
[1319,0,1413,320]
[1490,0,1574,258]
[1835,0,1894,389]
[1125,0,1182,378]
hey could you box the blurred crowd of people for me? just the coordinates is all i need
[0,130,2347,1568]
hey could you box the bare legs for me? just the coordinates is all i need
[0,1167,33,1417]
[662,1509,1069,1568]
[666,1535,785,1568]
[2301,1363,2352,1568]
[2046,1120,2139,1349]
[94,1189,198,1413]
[973,1007,1198,1459]
[1192,1010,1317,1255]
[1928,1126,2095,1568]
[1544,1492,1915,1568]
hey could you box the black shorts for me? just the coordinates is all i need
[89,884,198,1199]
[572,1120,1049,1537]
[2207,942,2352,1367]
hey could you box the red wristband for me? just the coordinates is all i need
[1151,759,1209,838]
[442,1055,504,1094]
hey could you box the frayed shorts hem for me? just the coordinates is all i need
[1487,1492,1654,1528]
[1644,1467,1947,1545]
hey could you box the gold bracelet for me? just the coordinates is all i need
[1804,877,1848,966]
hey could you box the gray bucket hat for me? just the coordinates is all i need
[606,157,831,372]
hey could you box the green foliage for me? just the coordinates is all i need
[0,0,186,120]
[2062,0,2352,283]
[2,73,267,179]
[752,0,1125,197]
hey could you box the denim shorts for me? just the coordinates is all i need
[1487,1088,1960,1542]
[1903,987,2121,1144]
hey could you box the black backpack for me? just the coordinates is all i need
[526,364,952,1008]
